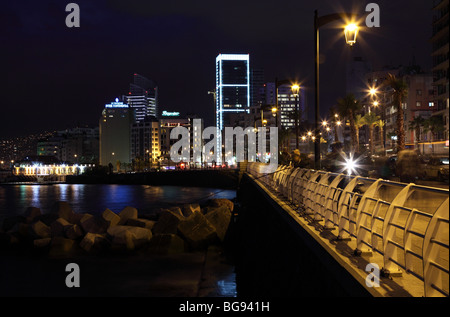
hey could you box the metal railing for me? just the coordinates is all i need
[246,163,449,297]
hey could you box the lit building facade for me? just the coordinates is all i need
[13,155,90,177]
[216,54,250,130]
[124,73,158,123]
[215,54,250,162]
[99,98,134,168]
[130,116,161,166]
[160,117,190,165]
[431,0,449,141]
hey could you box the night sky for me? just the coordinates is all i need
[1,0,433,139]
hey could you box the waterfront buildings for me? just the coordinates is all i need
[99,98,134,168]
[37,127,99,164]
[215,54,250,131]
[124,73,158,123]
[431,0,449,141]
[130,116,161,167]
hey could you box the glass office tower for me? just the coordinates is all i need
[216,54,250,130]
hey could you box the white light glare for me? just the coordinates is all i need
[344,157,358,175]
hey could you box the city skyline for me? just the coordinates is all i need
[2,0,434,139]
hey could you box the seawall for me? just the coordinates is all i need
[66,169,240,189]
[233,173,373,297]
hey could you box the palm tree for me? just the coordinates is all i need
[354,114,365,152]
[384,74,408,152]
[374,119,385,154]
[423,116,445,155]
[424,115,445,142]
[408,116,425,144]
[336,94,362,153]
[329,106,340,143]
[362,112,381,155]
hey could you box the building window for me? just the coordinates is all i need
[416,89,422,96]
[429,102,434,107]
[416,101,421,107]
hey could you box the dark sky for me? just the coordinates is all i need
[1,0,433,138]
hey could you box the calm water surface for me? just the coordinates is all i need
[0,184,236,220]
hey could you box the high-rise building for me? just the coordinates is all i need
[130,116,160,167]
[215,54,250,130]
[250,67,265,108]
[99,98,134,168]
[277,84,307,130]
[124,73,158,123]
[431,0,449,141]
[37,127,99,164]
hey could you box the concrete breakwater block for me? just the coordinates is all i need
[101,208,120,227]
[126,218,156,230]
[177,211,218,250]
[79,233,109,252]
[0,198,235,257]
[209,199,234,212]
[147,233,186,254]
[118,206,138,225]
[204,205,232,242]
[107,225,153,250]
[152,208,185,235]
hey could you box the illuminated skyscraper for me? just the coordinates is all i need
[99,98,134,168]
[215,54,250,130]
[124,73,158,123]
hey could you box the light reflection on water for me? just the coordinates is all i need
[0,184,236,220]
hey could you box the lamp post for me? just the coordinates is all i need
[291,84,300,150]
[314,10,359,170]
[369,86,387,156]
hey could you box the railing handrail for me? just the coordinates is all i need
[246,162,449,297]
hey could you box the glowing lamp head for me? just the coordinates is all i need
[344,157,359,175]
[291,84,300,96]
[344,23,359,46]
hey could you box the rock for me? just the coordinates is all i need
[182,204,201,217]
[31,221,51,239]
[209,199,234,212]
[177,212,217,250]
[34,238,51,248]
[79,233,109,252]
[24,207,42,224]
[79,214,108,234]
[118,206,138,225]
[126,218,156,230]
[168,207,184,217]
[204,205,232,241]
[107,225,152,250]
[71,213,86,225]
[152,209,185,235]
[52,201,76,223]
[35,213,59,226]
[49,237,77,257]
[65,224,83,240]
[148,234,185,254]
[7,222,31,239]
[50,218,72,237]
[101,209,120,227]
[1,215,25,232]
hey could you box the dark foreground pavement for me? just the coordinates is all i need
[0,245,236,297]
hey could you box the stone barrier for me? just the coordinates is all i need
[0,198,235,257]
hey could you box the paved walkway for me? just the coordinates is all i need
[0,246,236,297]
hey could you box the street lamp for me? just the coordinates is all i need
[271,106,278,128]
[314,10,359,170]
[291,84,300,150]
[344,23,359,46]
